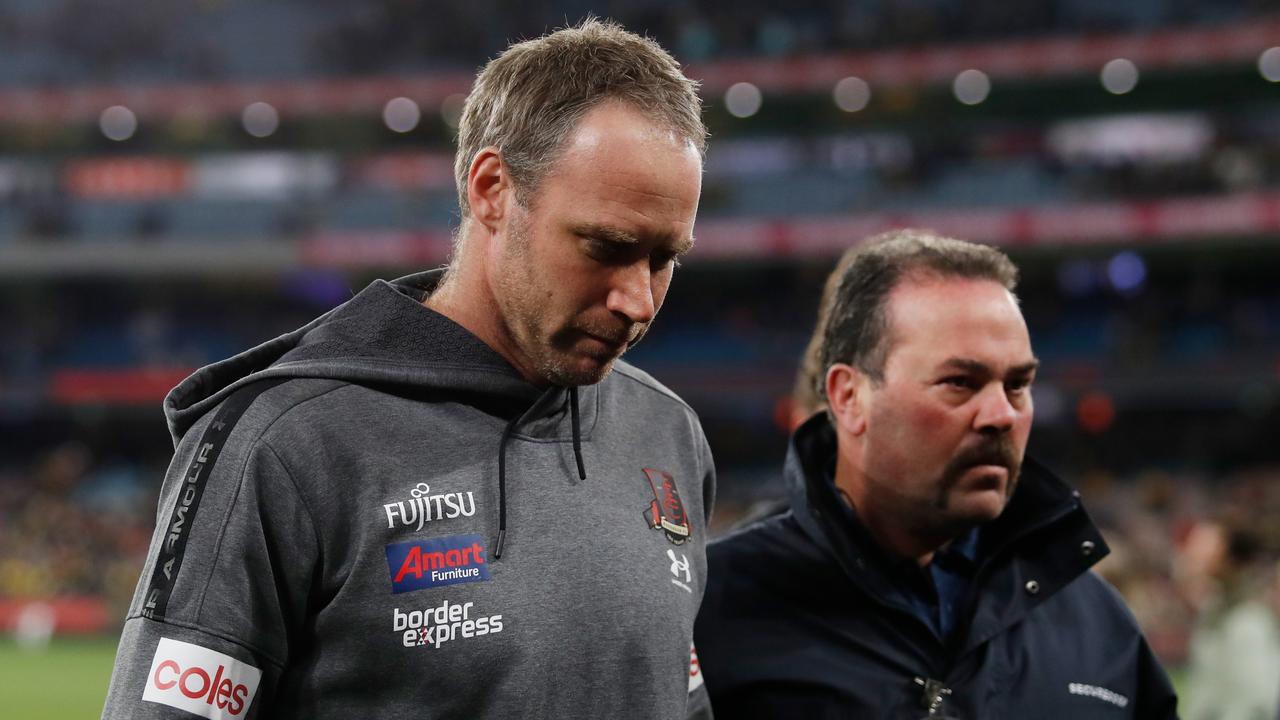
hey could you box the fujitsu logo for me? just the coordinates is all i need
[143,638,262,719]
[384,482,476,531]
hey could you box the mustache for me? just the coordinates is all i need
[575,319,648,348]
[943,436,1021,484]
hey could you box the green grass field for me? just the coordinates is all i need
[0,636,117,720]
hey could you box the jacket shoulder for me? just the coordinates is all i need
[1054,569,1146,629]
[705,511,835,604]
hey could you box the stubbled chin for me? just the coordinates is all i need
[547,353,618,386]
[949,488,1010,522]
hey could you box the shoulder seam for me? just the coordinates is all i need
[611,364,697,416]
[192,380,350,625]
[260,439,325,584]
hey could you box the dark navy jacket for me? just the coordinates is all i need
[695,416,1179,719]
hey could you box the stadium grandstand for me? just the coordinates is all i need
[1,1,1279,715]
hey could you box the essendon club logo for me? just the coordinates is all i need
[642,468,691,545]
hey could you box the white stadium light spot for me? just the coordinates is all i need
[242,102,280,138]
[833,76,871,113]
[952,69,991,106]
[725,82,763,118]
[1259,47,1280,82]
[440,93,466,129]
[383,97,422,133]
[100,105,138,141]
[1101,58,1139,95]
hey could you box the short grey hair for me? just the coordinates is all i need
[454,18,706,218]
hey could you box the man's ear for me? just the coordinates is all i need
[466,147,510,232]
[826,363,869,436]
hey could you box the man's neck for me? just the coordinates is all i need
[424,253,542,386]
[833,453,951,567]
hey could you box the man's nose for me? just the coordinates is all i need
[605,262,657,325]
[974,384,1018,434]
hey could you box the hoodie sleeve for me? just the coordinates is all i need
[102,405,320,720]
[697,421,716,528]
[688,419,716,719]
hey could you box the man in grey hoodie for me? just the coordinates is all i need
[103,19,715,719]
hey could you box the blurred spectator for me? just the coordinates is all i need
[1180,520,1280,720]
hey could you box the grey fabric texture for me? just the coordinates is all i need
[102,271,716,719]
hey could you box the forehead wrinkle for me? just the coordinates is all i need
[596,178,694,203]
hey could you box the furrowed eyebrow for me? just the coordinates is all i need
[573,222,695,256]
[940,357,1040,377]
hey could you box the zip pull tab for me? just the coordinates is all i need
[913,676,952,715]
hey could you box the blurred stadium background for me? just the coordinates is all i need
[2,0,1280,716]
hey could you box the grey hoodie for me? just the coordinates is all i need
[102,271,716,719]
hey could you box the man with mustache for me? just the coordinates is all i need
[103,20,714,719]
[695,230,1178,718]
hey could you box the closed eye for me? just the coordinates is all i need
[941,376,979,391]
[653,249,684,269]
[583,236,631,264]
[1006,375,1035,393]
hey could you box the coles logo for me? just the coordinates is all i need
[142,637,262,719]
[689,643,704,693]
[385,533,491,594]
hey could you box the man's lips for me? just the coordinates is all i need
[960,464,1009,486]
[581,331,628,352]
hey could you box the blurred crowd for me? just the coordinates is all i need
[0,442,159,617]
[0,0,1274,87]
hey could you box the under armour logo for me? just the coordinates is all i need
[667,549,691,583]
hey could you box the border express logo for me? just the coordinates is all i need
[385,533,490,594]
[394,600,504,650]
[642,467,691,545]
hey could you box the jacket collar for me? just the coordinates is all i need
[785,413,1110,654]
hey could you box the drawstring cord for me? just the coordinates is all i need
[493,387,588,560]
[494,414,521,560]
[569,386,587,481]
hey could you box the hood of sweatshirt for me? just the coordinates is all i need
[165,270,583,440]
[163,268,598,557]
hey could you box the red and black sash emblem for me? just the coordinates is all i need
[642,467,691,545]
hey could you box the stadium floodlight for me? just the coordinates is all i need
[1107,251,1146,294]
[1259,47,1280,82]
[383,97,421,133]
[725,82,763,118]
[952,69,991,106]
[242,102,280,138]
[99,106,138,141]
[1101,59,1139,94]
[833,77,871,113]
